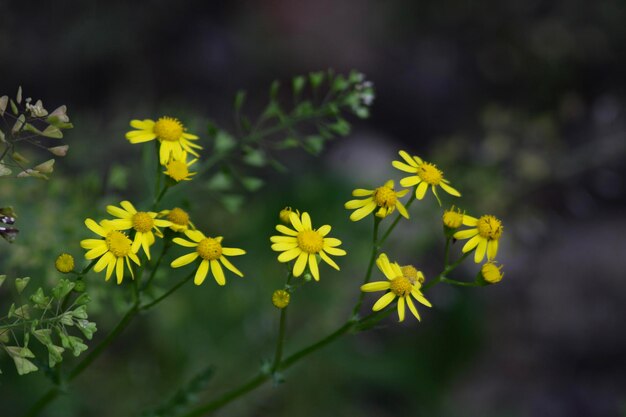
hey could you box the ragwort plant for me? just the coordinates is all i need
[1,71,505,417]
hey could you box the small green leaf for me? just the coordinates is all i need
[30,288,50,309]
[12,356,38,375]
[31,329,52,346]
[329,118,351,136]
[0,329,9,343]
[206,171,233,191]
[275,137,299,149]
[15,277,30,294]
[0,129,5,143]
[268,158,288,173]
[242,149,266,167]
[74,293,91,306]
[52,279,74,300]
[23,123,43,135]
[16,86,22,104]
[12,114,25,134]
[220,194,244,214]
[292,76,306,97]
[76,320,97,340]
[349,70,365,83]
[353,106,370,119]
[262,101,282,119]
[10,99,18,115]
[0,164,11,176]
[293,101,314,117]
[42,125,63,139]
[214,131,236,153]
[59,312,74,326]
[71,305,88,319]
[0,275,5,287]
[332,75,349,92]
[309,71,325,89]
[47,344,64,367]
[303,136,325,155]
[68,336,88,356]
[234,90,246,111]
[241,177,264,192]
[269,80,280,100]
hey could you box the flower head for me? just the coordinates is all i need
[279,207,299,225]
[344,180,409,221]
[125,117,202,165]
[270,211,346,281]
[105,201,172,260]
[163,152,197,182]
[170,230,245,286]
[361,254,431,322]
[55,253,75,273]
[392,150,461,205]
[453,214,503,263]
[443,206,464,229]
[159,207,194,232]
[481,261,504,284]
[80,219,140,284]
[272,289,290,309]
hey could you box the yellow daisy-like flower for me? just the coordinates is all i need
[163,151,198,182]
[361,253,432,322]
[442,205,464,229]
[270,211,346,281]
[392,150,461,205]
[159,207,195,233]
[344,180,410,221]
[170,230,245,286]
[453,214,503,263]
[481,261,504,284]
[125,117,202,165]
[80,219,140,284]
[105,201,172,261]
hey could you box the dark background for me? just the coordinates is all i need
[1,1,626,416]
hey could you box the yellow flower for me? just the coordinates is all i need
[392,150,460,205]
[105,201,172,261]
[453,214,503,263]
[270,211,346,281]
[55,253,75,273]
[125,117,202,165]
[80,219,140,284]
[344,180,409,221]
[443,205,464,229]
[170,230,245,286]
[361,253,431,322]
[272,289,290,308]
[163,151,197,182]
[159,207,195,232]
[279,207,299,225]
[481,261,504,284]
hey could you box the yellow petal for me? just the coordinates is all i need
[352,188,374,197]
[211,260,225,286]
[392,160,417,173]
[171,252,199,268]
[361,281,391,292]
[222,247,245,256]
[319,251,340,270]
[308,254,319,281]
[277,247,302,262]
[194,260,209,285]
[372,292,396,311]
[301,212,312,230]
[116,257,124,284]
[107,205,132,219]
[474,238,487,263]
[487,239,499,261]
[293,252,308,276]
[173,237,197,247]
[85,218,107,237]
[406,296,421,321]
[349,201,376,221]
[289,212,304,231]
[454,229,479,240]
[323,246,346,256]
[317,225,331,236]
[462,235,481,253]
[415,182,428,200]
[397,297,405,322]
[275,224,298,236]
[220,256,243,277]
[440,181,461,197]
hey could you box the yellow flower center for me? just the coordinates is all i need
[297,230,324,254]
[167,207,189,226]
[401,265,424,284]
[272,289,290,309]
[105,231,132,257]
[373,186,397,208]
[390,276,413,297]
[477,215,503,240]
[418,162,443,185]
[153,117,183,142]
[55,253,75,273]
[443,206,464,229]
[197,238,223,260]
[132,212,154,233]
[166,160,189,181]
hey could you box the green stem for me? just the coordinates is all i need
[141,240,171,292]
[139,272,193,311]
[378,192,416,247]
[439,277,481,287]
[351,216,381,317]
[271,307,287,374]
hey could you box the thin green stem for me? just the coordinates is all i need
[271,307,287,374]
[141,241,171,292]
[351,216,381,317]
[139,272,193,311]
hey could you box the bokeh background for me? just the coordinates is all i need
[2,1,626,416]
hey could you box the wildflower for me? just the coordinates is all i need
[159,207,194,232]
[125,117,202,165]
[401,264,424,284]
[392,150,460,205]
[163,152,197,182]
[481,261,504,284]
[344,180,409,221]
[279,207,299,225]
[443,206,464,229]
[453,214,503,263]
[361,253,431,322]
[55,253,75,273]
[270,211,346,281]
[80,219,140,284]
[272,289,290,309]
[170,230,245,286]
[106,201,172,260]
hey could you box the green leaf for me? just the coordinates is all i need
[12,114,25,134]
[0,329,9,343]
[31,329,52,346]
[10,99,18,115]
[206,171,233,191]
[349,70,365,83]
[214,131,236,153]
[76,320,97,340]
[332,75,349,92]
[242,149,266,167]
[353,106,370,119]
[30,288,50,309]
[0,129,5,143]
[0,275,6,287]
[59,312,74,326]
[268,158,288,173]
[269,80,280,100]
[47,344,64,367]
[309,71,325,90]
[220,194,244,214]
[13,305,30,319]
[329,118,351,136]
[16,86,22,104]
[71,305,88,319]
[303,136,325,155]
[293,101,314,117]
[42,125,63,139]
[68,336,88,356]
[52,279,75,300]
[292,75,306,97]
[241,177,264,192]
[0,164,11,176]
[0,95,7,115]
[262,101,282,119]
[15,277,30,294]
[12,356,38,375]
[275,137,299,149]
[234,90,246,111]
[74,293,91,306]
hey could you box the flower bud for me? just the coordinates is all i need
[279,207,299,225]
[55,253,75,273]
[443,206,464,229]
[401,265,424,284]
[48,145,69,156]
[481,262,503,284]
[272,289,290,309]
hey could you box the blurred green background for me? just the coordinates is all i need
[2,1,626,416]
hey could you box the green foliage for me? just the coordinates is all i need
[0,276,96,375]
